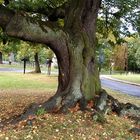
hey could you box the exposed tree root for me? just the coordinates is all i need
[0,89,140,135]
[93,89,140,135]
[0,103,39,129]
[95,90,140,118]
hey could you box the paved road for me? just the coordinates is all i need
[101,77,140,97]
[0,67,30,73]
[0,67,58,74]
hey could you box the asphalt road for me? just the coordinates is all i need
[0,67,57,74]
[0,67,24,72]
[101,77,140,97]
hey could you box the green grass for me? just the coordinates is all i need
[0,72,57,91]
[104,88,140,106]
[110,74,140,84]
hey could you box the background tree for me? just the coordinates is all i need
[16,41,54,73]
[96,0,140,74]
[96,29,117,73]
[45,48,54,75]
[29,43,42,73]
[0,28,7,63]
[0,33,20,64]
[0,52,2,64]
[126,36,140,72]
[135,47,140,69]
[16,41,43,73]
[113,44,128,72]
[31,44,55,74]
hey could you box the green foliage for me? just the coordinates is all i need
[16,41,32,61]
[135,47,140,67]
[15,41,54,64]
[8,0,67,11]
[57,19,64,27]
[127,36,140,72]
[101,0,140,35]
[96,38,113,70]
[92,112,107,124]
[113,44,128,71]
[46,49,54,59]
[0,0,3,4]
[96,0,140,73]
[36,107,46,116]
[0,28,20,62]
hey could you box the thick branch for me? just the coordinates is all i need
[0,5,66,51]
[81,0,101,39]
[0,5,15,29]
[0,5,70,93]
[64,0,101,41]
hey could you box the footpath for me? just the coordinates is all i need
[100,75,140,87]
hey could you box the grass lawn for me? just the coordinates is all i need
[110,74,140,84]
[0,72,140,139]
[0,72,57,90]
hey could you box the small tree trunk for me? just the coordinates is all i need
[34,53,41,73]
[23,60,26,74]
[0,52,3,64]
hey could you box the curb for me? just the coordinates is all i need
[100,75,140,87]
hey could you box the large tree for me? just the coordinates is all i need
[0,0,101,112]
[0,0,140,118]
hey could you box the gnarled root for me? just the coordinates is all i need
[94,89,140,135]
[94,89,140,118]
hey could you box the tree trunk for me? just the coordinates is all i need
[43,34,101,112]
[0,52,3,64]
[34,53,41,73]
[42,0,101,112]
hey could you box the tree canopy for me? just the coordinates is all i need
[1,0,140,45]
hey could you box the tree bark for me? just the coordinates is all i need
[43,0,101,112]
[0,1,101,112]
[34,53,41,73]
[0,52,3,64]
